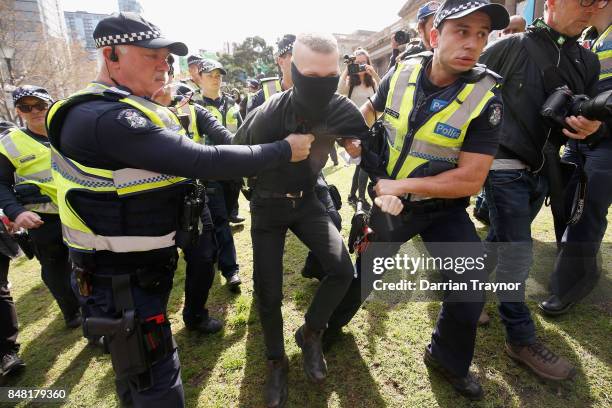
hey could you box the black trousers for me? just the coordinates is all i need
[182,204,217,325]
[0,253,19,355]
[29,213,80,319]
[250,194,353,360]
[329,205,486,377]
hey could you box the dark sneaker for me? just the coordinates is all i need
[265,356,288,408]
[423,346,484,401]
[226,272,242,292]
[347,195,358,206]
[1,352,25,376]
[185,317,223,334]
[538,295,575,317]
[505,342,577,381]
[229,215,246,224]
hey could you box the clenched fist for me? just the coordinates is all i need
[285,133,315,162]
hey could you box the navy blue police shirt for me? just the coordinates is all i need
[371,59,503,158]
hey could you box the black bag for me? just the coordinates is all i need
[327,184,342,211]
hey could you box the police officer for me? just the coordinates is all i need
[328,0,509,400]
[0,86,82,329]
[182,54,203,92]
[479,0,604,381]
[240,78,260,118]
[540,4,612,315]
[191,59,243,290]
[247,33,343,281]
[46,12,312,406]
[388,1,440,71]
[234,32,367,408]
[174,84,240,332]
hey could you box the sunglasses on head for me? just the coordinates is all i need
[17,101,49,113]
[580,0,609,8]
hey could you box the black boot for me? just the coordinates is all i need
[538,295,574,316]
[423,346,483,401]
[265,356,288,408]
[294,324,327,383]
[1,351,25,376]
[185,316,223,334]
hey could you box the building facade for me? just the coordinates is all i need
[118,0,144,14]
[64,11,110,52]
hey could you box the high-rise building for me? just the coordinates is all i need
[118,0,143,14]
[11,0,68,42]
[64,11,110,51]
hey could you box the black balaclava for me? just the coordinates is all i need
[291,62,339,122]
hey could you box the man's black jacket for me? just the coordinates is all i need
[480,22,601,170]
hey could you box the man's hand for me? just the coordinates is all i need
[14,211,44,230]
[342,139,362,158]
[285,133,315,162]
[374,178,409,197]
[374,195,404,216]
[563,116,601,140]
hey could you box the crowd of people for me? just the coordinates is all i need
[0,0,610,406]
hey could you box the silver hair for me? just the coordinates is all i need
[96,45,129,72]
[294,33,338,54]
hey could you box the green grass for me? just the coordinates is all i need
[2,161,611,408]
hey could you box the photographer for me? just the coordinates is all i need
[388,1,440,72]
[479,0,607,381]
[540,4,612,315]
[338,48,380,209]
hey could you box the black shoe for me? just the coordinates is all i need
[226,272,242,292]
[359,199,371,212]
[295,324,327,383]
[300,264,324,281]
[229,215,246,224]
[1,352,25,376]
[265,356,288,408]
[64,313,83,329]
[423,346,484,401]
[347,195,358,206]
[185,316,223,334]
[539,295,575,316]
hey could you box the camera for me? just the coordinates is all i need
[394,30,410,46]
[343,54,366,75]
[541,85,612,129]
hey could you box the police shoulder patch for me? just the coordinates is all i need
[116,109,151,130]
[488,103,503,126]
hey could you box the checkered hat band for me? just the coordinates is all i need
[13,90,51,103]
[94,29,161,48]
[434,1,486,27]
[278,43,293,56]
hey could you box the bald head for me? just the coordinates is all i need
[502,15,527,36]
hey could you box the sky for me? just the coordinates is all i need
[60,0,409,54]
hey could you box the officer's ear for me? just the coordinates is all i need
[430,27,440,49]
[103,46,119,64]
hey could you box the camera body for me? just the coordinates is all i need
[343,54,367,75]
[541,85,612,129]
[394,30,410,46]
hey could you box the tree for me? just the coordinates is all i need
[218,36,277,90]
[0,0,96,122]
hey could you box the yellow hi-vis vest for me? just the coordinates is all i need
[382,55,498,197]
[261,77,282,101]
[0,128,58,214]
[175,103,205,144]
[592,24,612,81]
[202,96,240,132]
[46,83,188,253]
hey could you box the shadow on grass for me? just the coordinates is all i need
[14,282,56,332]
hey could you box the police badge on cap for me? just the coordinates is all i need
[93,12,188,56]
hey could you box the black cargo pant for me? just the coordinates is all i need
[250,192,354,360]
[0,253,19,355]
[29,213,80,320]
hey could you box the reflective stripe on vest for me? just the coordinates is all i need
[0,128,58,213]
[593,25,612,81]
[383,57,497,193]
[47,83,188,252]
[262,79,282,101]
[176,103,202,143]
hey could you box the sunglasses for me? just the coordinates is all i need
[580,0,609,8]
[16,102,49,113]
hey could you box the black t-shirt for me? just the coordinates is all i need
[56,92,290,179]
[233,90,370,192]
[0,128,49,220]
[371,59,503,157]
